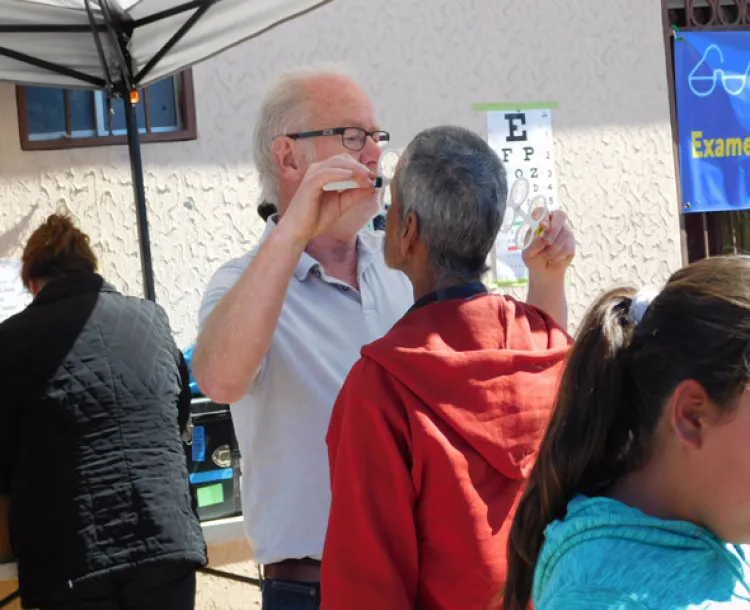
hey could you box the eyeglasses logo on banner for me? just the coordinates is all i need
[688,44,750,97]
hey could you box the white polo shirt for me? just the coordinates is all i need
[198,219,413,564]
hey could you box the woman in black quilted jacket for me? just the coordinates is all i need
[0,214,207,610]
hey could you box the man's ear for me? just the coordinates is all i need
[669,379,716,450]
[271,136,305,180]
[399,210,420,258]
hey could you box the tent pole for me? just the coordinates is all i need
[123,94,156,302]
[99,0,156,301]
[0,45,104,86]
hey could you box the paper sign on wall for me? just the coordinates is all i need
[475,103,560,286]
[0,259,32,323]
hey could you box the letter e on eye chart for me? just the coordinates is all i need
[473,102,560,286]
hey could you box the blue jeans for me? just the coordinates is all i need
[261,579,321,610]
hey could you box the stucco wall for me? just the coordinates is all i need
[0,0,681,348]
[0,0,680,605]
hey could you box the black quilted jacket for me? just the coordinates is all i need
[0,273,206,607]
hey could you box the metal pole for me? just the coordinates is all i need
[0,46,104,87]
[134,0,215,84]
[123,94,156,301]
[0,589,19,608]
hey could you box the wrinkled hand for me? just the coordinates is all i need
[522,209,576,280]
[281,154,377,243]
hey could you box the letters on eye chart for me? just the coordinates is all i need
[475,103,560,287]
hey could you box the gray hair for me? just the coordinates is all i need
[252,63,356,203]
[393,125,508,284]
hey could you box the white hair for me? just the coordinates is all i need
[252,63,358,203]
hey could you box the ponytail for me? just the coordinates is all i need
[502,287,640,610]
[502,256,750,609]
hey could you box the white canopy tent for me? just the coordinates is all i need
[0,0,332,300]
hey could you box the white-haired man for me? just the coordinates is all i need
[193,65,574,610]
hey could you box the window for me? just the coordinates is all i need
[16,70,197,151]
[664,0,750,261]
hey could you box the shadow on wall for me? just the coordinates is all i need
[0,203,38,258]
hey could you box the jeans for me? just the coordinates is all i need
[39,561,197,610]
[261,579,321,610]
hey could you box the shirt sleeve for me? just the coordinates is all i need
[0,402,18,495]
[0,333,20,494]
[321,358,418,610]
[198,258,246,332]
[197,256,267,390]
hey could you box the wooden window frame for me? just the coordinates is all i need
[16,69,197,151]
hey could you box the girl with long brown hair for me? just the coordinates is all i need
[503,255,750,609]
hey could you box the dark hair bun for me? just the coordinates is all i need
[22,213,98,287]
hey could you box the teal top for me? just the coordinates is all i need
[533,496,750,609]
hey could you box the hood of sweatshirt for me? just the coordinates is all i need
[362,293,570,482]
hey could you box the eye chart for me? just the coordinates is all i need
[476,103,560,286]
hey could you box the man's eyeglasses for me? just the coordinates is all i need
[284,127,390,152]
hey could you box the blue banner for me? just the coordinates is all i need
[674,31,750,213]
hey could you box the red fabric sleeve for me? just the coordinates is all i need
[321,358,418,610]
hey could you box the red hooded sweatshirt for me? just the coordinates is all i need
[321,293,570,610]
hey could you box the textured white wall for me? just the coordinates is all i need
[0,0,681,348]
